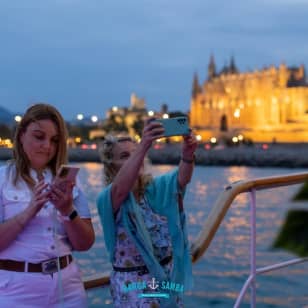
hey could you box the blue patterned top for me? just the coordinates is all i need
[113,196,172,268]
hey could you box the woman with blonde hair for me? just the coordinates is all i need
[97,119,197,307]
[0,103,95,307]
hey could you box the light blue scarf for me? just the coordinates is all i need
[97,168,193,292]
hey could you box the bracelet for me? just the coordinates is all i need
[181,154,195,164]
[60,209,78,222]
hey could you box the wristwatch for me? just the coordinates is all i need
[181,154,196,164]
[60,209,78,221]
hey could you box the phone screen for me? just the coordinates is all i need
[52,165,79,191]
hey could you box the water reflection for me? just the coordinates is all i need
[194,180,208,198]
[225,166,250,184]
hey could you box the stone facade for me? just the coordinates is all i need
[190,56,308,142]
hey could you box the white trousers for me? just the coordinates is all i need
[0,261,88,308]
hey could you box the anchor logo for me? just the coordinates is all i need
[147,277,159,290]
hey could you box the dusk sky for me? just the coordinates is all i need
[1,0,308,120]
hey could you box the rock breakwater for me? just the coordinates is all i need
[148,143,308,168]
[0,143,307,168]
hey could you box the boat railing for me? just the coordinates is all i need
[83,172,308,307]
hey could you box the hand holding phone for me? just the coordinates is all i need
[152,116,190,137]
[49,165,79,212]
[52,165,79,192]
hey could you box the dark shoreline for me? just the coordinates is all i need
[1,143,308,168]
[0,148,102,163]
[148,143,308,168]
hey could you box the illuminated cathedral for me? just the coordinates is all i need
[190,56,308,142]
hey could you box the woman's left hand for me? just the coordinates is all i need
[49,181,95,251]
[49,181,74,215]
[182,131,198,159]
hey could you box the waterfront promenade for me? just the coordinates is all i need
[0,143,308,167]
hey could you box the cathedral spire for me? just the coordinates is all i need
[208,54,216,80]
[229,55,238,74]
[192,72,201,99]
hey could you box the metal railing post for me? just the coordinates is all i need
[249,189,256,308]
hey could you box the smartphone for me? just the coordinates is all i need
[154,116,190,137]
[52,165,80,191]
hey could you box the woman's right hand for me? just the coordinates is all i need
[30,180,51,214]
[0,180,51,250]
[140,118,164,149]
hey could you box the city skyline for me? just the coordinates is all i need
[1,0,308,120]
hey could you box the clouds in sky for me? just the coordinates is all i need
[0,0,307,119]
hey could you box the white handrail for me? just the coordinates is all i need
[234,257,308,307]
[190,172,308,307]
[191,171,308,262]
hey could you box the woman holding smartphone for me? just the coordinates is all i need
[97,119,197,307]
[0,103,95,307]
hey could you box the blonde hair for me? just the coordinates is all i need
[99,134,153,199]
[12,103,68,187]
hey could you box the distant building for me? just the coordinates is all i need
[89,93,188,141]
[190,55,308,142]
[105,92,148,138]
[130,92,146,110]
